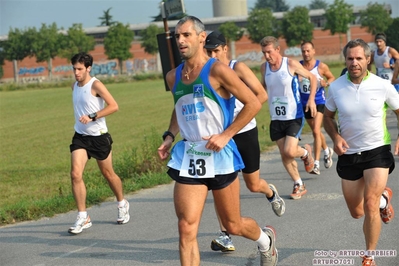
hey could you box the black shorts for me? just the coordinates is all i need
[70,132,113,160]
[233,127,260,174]
[337,145,395,180]
[303,104,325,119]
[270,118,304,141]
[167,168,238,190]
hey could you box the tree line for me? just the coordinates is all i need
[0,0,397,81]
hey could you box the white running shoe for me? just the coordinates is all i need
[68,215,92,235]
[117,200,130,224]
[324,148,334,169]
[210,231,235,252]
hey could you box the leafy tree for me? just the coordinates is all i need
[359,2,393,35]
[32,23,63,80]
[58,24,95,62]
[281,6,313,47]
[98,7,117,26]
[219,21,244,59]
[246,8,279,44]
[254,0,289,12]
[309,0,328,10]
[1,27,36,82]
[103,22,134,74]
[140,24,163,55]
[385,17,399,51]
[323,0,354,59]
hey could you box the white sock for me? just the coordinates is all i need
[78,211,87,218]
[302,148,308,158]
[324,148,330,156]
[118,199,126,207]
[295,179,303,186]
[256,227,271,252]
[314,160,320,167]
[379,195,387,209]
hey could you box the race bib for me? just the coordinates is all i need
[271,96,289,119]
[300,78,311,94]
[377,68,392,80]
[179,141,215,178]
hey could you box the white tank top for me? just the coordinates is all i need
[73,77,108,136]
[229,60,257,134]
[374,47,393,80]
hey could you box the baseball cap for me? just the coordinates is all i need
[204,30,226,49]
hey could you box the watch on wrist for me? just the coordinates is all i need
[162,131,175,142]
[89,112,97,121]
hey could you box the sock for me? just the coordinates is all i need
[267,190,276,201]
[118,199,126,207]
[314,160,320,167]
[324,148,330,156]
[295,179,303,186]
[302,148,308,158]
[380,195,387,209]
[256,227,271,252]
[222,230,230,237]
[78,211,87,219]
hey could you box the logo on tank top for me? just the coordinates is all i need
[182,101,205,121]
[279,71,288,80]
[193,84,204,98]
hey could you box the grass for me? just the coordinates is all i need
[0,64,344,225]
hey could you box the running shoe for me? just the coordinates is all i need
[380,187,394,224]
[361,255,376,266]
[117,200,130,224]
[68,215,92,235]
[290,183,307,200]
[310,165,320,175]
[268,184,285,217]
[324,147,334,168]
[301,144,314,173]
[210,231,235,252]
[259,225,278,266]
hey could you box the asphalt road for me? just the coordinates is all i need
[1,112,398,266]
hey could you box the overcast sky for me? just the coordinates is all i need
[1,0,398,36]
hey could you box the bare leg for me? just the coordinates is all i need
[70,149,89,211]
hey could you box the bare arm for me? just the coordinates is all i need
[234,61,268,104]
[394,109,399,156]
[206,62,261,150]
[323,108,349,156]
[157,69,180,160]
[290,59,317,116]
[260,62,267,90]
[318,62,335,88]
[392,61,399,85]
[368,53,374,71]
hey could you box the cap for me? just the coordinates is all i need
[204,30,226,49]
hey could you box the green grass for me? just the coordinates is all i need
[0,64,344,225]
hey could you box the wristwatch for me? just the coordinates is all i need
[88,112,97,121]
[162,131,175,142]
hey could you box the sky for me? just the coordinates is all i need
[1,0,398,36]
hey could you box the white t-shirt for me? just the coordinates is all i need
[325,72,399,154]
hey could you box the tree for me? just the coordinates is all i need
[140,24,163,55]
[246,8,279,44]
[32,23,63,80]
[254,0,289,12]
[219,21,244,59]
[309,0,328,10]
[103,22,134,74]
[281,6,313,47]
[2,27,36,82]
[385,18,399,51]
[359,2,393,35]
[323,0,354,59]
[98,7,117,26]
[58,24,95,62]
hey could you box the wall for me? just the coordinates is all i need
[0,26,374,82]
